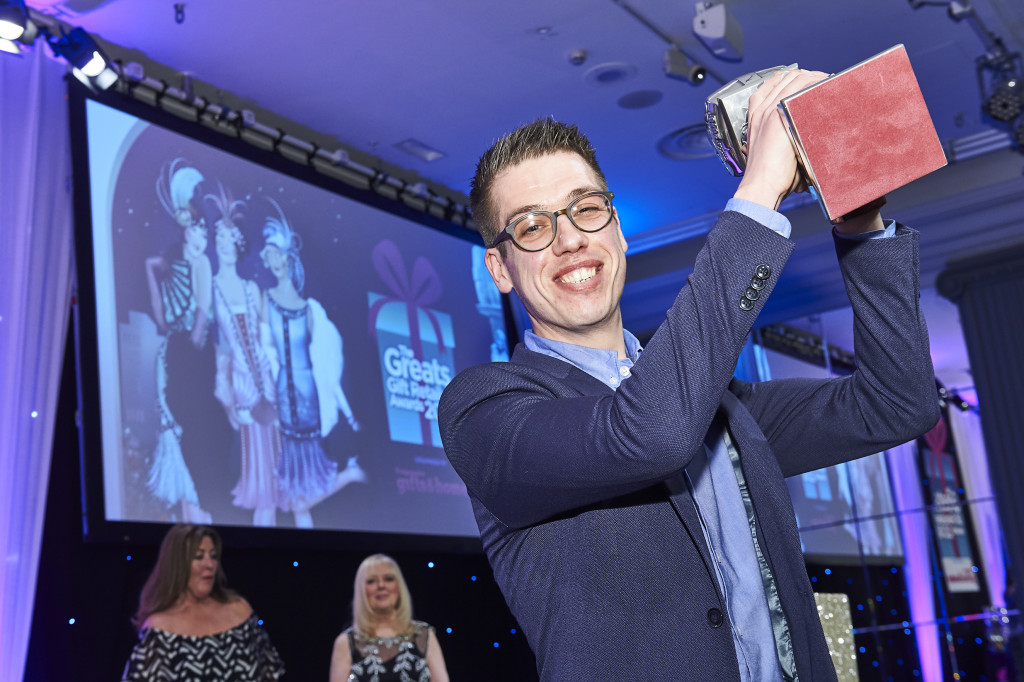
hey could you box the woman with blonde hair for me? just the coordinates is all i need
[122,524,284,681]
[329,554,449,682]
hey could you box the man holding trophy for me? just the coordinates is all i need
[439,66,941,681]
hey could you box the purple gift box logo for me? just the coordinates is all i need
[368,240,455,448]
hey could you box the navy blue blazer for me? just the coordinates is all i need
[439,211,939,681]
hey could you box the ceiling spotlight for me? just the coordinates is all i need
[985,77,1022,123]
[693,2,743,61]
[0,0,29,42]
[664,49,706,84]
[47,26,118,88]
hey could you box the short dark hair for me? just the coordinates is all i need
[470,118,608,249]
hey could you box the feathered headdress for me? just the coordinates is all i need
[205,182,247,253]
[156,158,204,225]
[261,198,305,292]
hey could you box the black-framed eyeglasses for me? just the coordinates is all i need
[489,191,615,252]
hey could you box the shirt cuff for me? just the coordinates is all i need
[725,197,792,239]
[833,219,896,240]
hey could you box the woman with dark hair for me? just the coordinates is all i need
[329,554,448,682]
[145,160,214,524]
[122,524,284,681]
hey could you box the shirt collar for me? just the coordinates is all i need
[523,329,643,390]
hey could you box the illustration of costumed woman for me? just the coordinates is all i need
[208,184,283,527]
[144,160,214,523]
[260,199,364,528]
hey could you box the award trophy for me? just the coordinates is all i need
[705,45,947,222]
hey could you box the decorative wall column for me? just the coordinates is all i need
[936,241,1024,597]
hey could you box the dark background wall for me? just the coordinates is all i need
[24,338,538,681]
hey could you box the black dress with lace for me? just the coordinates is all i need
[121,613,284,681]
[346,621,434,682]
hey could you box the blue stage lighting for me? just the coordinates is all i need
[0,0,29,42]
[47,26,118,90]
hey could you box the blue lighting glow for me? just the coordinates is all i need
[68,618,76,625]
[258,619,264,625]
[292,561,299,567]
[846,578,853,585]
[859,646,866,653]
[471,576,477,582]
[30,410,38,418]
[875,595,883,602]
[427,561,434,568]
[493,642,499,648]
[811,576,817,583]
[824,568,831,575]
[904,628,912,635]
[872,661,879,668]
[857,604,864,611]
[126,555,132,561]
[971,565,979,573]
[891,609,898,616]
[510,628,516,634]
[446,627,452,634]
[975,637,983,645]
[897,659,904,665]
[891,567,898,574]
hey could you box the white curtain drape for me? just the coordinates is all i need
[887,441,943,682]
[0,48,75,682]
[948,407,1006,608]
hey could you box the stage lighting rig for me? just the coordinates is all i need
[663,49,706,84]
[0,0,29,41]
[46,26,118,90]
[985,74,1022,123]
[0,0,39,54]
[976,48,1023,127]
[693,2,743,61]
[911,0,1024,148]
[612,0,720,86]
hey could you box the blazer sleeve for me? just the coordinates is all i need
[730,223,940,478]
[439,210,794,528]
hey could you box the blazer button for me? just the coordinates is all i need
[755,264,772,280]
[744,287,759,301]
[707,608,724,628]
[739,298,754,312]
[749,277,765,291]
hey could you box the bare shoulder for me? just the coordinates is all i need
[141,610,174,631]
[332,630,351,651]
[229,596,253,621]
[329,632,353,682]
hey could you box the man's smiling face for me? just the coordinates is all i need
[485,151,628,348]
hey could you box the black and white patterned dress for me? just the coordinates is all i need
[122,613,284,681]
[346,621,434,682]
